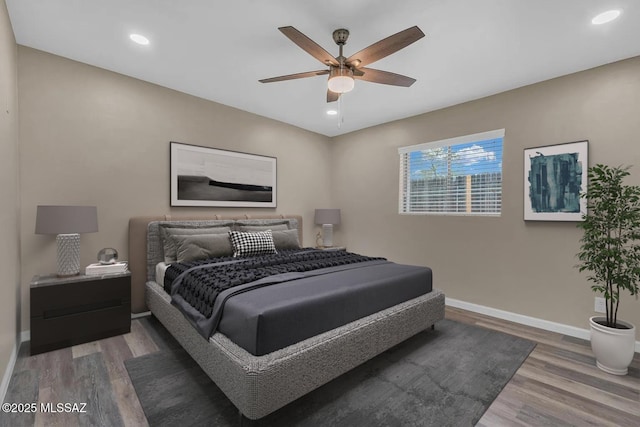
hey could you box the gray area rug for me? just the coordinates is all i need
[125,319,535,426]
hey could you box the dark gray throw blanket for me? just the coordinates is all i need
[166,249,386,339]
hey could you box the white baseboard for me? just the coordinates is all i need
[446,297,640,353]
[0,342,19,404]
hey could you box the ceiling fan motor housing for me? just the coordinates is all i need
[332,29,349,45]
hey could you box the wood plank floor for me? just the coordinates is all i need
[447,307,640,427]
[2,307,639,426]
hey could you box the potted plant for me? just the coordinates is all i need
[576,164,639,375]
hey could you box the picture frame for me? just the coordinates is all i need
[523,140,588,221]
[170,142,277,208]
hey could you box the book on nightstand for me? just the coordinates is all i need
[85,262,128,276]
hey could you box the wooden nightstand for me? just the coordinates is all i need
[30,272,131,355]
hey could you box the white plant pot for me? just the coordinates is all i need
[589,316,636,375]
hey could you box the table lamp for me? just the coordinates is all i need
[35,205,98,276]
[314,208,341,247]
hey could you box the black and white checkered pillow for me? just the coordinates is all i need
[229,230,277,257]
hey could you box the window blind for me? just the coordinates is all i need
[399,129,505,215]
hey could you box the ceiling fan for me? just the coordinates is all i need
[259,26,425,102]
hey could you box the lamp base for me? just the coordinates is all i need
[57,233,81,277]
[322,224,334,247]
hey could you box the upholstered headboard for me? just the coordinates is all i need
[128,214,303,313]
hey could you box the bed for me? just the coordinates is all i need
[128,214,445,420]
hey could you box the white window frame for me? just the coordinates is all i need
[398,129,505,216]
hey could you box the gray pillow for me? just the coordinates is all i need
[162,226,231,262]
[173,233,233,263]
[238,224,289,232]
[271,229,301,250]
[235,220,291,229]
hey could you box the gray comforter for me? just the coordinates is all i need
[168,250,433,355]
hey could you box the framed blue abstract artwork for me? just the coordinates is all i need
[524,140,588,221]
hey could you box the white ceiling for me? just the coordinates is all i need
[7,0,640,137]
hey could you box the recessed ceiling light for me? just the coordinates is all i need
[129,33,150,45]
[591,10,621,25]
[326,110,338,116]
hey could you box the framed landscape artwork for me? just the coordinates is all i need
[523,140,588,221]
[170,142,277,207]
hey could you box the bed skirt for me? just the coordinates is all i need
[145,281,445,420]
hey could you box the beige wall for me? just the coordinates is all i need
[18,46,333,329]
[0,0,20,390]
[332,56,640,335]
[15,43,640,339]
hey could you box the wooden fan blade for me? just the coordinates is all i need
[346,26,424,68]
[355,67,416,87]
[259,70,329,83]
[327,90,340,103]
[279,26,339,67]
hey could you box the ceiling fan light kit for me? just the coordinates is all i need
[260,25,425,102]
[328,67,354,93]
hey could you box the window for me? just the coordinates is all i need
[398,129,504,215]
